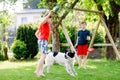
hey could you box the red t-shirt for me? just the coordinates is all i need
[38,21,50,41]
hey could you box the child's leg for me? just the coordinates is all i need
[35,53,46,76]
[83,55,87,69]
[83,44,88,69]
[78,55,82,69]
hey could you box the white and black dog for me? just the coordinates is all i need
[44,49,77,76]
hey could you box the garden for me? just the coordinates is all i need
[0,0,120,80]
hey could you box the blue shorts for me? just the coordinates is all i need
[38,40,48,54]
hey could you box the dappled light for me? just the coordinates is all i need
[87,65,97,69]
[0,61,37,69]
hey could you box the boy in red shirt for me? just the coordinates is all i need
[34,10,53,77]
[75,22,90,69]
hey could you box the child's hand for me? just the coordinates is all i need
[87,36,90,40]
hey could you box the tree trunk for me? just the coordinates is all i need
[105,1,120,59]
[2,27,6,41]
[94,0,120,59]
[2,26,8,60]
[106,16,119,59]
[3,47,8,60]
[50,0,79,52]
[51,24,60,52]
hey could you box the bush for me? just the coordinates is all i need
[15,24,38,59]
[88,25,105,48]
[59,26,77,52]
[11,40,27,59]
[59,24,105,52]
[0,41,5,60]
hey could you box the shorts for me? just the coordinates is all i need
[38,40,48,54]
[77,44,88,56]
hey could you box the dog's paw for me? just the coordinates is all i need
[74,72,78,76]
[46,70,50,73]
[70,73,76,77]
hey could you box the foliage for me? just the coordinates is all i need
[0,0,18,3]
[87,22,106,48]
[15,24,38,59]
[0,41,5,60]
[59,26,77,52]
[23,0,40,9]
[11,40,27,59]
[0,10,13,42]
[0,10,12,28]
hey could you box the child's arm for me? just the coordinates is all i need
[75,31,79,48]
[35,30,39,39]
[42,10,53,23]
[87,31,90,40]
[87,36,90,40]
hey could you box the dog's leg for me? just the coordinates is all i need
[66,61,75,76]
[75,54,81,68]
[46,65,51,73]
[45,55,54,73]
[71,62,77,76]
[69,61,77,76]
[65,62,71,75]
[43,64,47,73]
[43,64,52,74]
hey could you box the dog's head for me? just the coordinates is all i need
[65,49,75,59]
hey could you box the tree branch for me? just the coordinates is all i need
[94,0,108,25]
[110,1,120,14]
[55,0,79,27]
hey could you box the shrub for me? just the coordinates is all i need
[59,24,105,52]
[0,41,5,60]
[59,26,77,52]
[88,25,105,48]
[15,24,38,59]
[11,40,27,59]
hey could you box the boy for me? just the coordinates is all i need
[75,22,90,69]
[34,10,53,77]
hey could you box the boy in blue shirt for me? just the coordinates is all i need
[75,22,90,69]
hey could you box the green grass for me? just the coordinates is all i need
[0,59,120,80]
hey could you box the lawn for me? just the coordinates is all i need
[0,59,120,80]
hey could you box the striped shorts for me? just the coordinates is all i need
[38,40,48,54]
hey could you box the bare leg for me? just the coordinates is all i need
[78,55,82,69]
[35,53,46,76]
[83,55,87,69]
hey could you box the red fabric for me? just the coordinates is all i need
[38,21,50,41]
[77,44,88,55]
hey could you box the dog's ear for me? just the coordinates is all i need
[68,52,75,58]
[72,51,75,54]
[65,49,68,54]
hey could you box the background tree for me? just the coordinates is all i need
[23,0,40,9]
[93,0,120,59]
[74,0,120,59]
[38,0,79,52]
[0,0,17,60]
[22,0,119,59]
[0,10,13,60]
